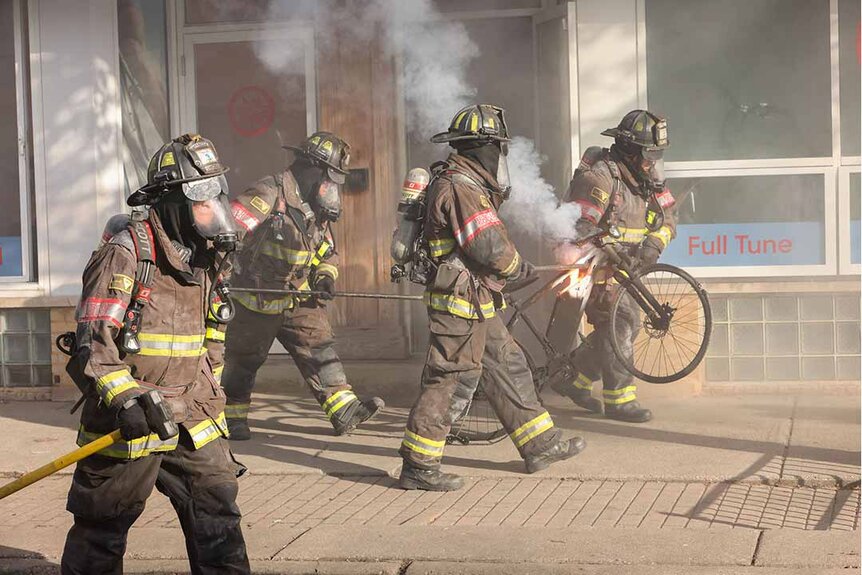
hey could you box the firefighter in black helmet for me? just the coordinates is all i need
[552,110,677,423]
[61,134,249,574]
[222,131,384,440]
[397,105,586,492]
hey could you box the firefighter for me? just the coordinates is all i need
[398,104,586,492]
[61,134,249,574]
[222,132,384,440]
[552,109,677,423]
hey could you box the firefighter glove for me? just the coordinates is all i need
[314,275,336,301]
[118,399,151,441]
[509,259,536,283]
[635,243,661,271]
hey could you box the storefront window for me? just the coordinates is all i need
[663,174,826,268]
[118,0,170,195]
[839,0,861,157]
[0,1,30,279]
[646,0,832,162]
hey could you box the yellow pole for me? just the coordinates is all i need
[0,429,122,500]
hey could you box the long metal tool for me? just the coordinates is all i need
[0,429,123,500]
[532,265,580,273]
[229,287,424,301]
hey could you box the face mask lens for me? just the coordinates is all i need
[316,180,342,222]
[499,141,509,156]
[496,153,511,193]
[190,193,237,242]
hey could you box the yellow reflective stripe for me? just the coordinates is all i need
[316,263,339,280]
[323,390,358,418]
[77,426,178,459]
[96,369,138,404]
[233,291,294,314]
[188,412,228,449]
[138,348,207,358]
[511,411,554,447]
[602,385,637,405]
[310,241,332,267]
[454,109,469,130]
[137,333,205,357]
[429,238,456,257]
[225,403,249,419]
[502,252,521,277]
[606,227,648,244]
[470,111,479,132]
[212,364,224,383]
[572,373,594,391]
[648,225,673,248]
[425,292,496,320]
[261,242,313,265]
[401,430,445,456]
[205,327,226,343]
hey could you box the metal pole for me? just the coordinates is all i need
[228,287,424,301]
[532,265,579,273]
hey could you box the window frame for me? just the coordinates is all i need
[663,165,838,278]
[838,165,861,276]
[0,0,35,285]
[638,0,857,279]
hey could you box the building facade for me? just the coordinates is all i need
[0,0,859,400]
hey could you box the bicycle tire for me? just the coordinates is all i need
[447,339,539,444]
[609,263,712,384]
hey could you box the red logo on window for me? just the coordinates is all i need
[227,86,276,138]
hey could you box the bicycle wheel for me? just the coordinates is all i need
[609,263,712,384]
[447,339,541,444]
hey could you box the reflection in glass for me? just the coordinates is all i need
[851,173,860,264]
[646,0,831,161]
[839,0,861,157]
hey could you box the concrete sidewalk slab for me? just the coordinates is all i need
[756,530,861,568]
[278,525,759,566]
[406,563,856,575]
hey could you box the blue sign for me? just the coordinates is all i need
[662,222,824,267]
[852,220,860,265]
[0,236,22,277]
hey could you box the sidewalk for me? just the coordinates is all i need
[0,363,858,574]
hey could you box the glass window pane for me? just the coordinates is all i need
[839,0,860,156]
[2,309,29,332]
[646,0,832,161]
[663,174,825,267]
[5,365,31,387]
[118,0,170,195]
[185,0,315,25]
[851,172,860,265]
[193,38,308,194]
[0,2,24,277]
[3,334,30,363]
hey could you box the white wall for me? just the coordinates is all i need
[29,0,124,296]
[575,0,639,152]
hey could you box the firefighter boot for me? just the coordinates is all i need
[524,436,587,474]
[332,397,385,436]
[398,462,465,492]
[605,401,653,423]
[227,417,252,441]
[552,383,603,414]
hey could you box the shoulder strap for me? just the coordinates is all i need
[128,218,156,300]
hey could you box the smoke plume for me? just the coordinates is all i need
[502,137,581,243]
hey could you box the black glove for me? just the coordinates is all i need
[118,399,150,441]
[508,260,536,283]
[635,244,661,271]
[313,275,336,301]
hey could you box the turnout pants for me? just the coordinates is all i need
[61,432,249,575]
[222,302,356,427]
[401,311,560,469]
[570,284,642,407]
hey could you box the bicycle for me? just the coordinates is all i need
[447,225,713,444]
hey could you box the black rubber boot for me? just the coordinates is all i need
[332,397,385,436]
[524,436,587,474]
[550,380,603,414]
[227,418,251,441]
[604,401,653,423]
[398,462,465,492]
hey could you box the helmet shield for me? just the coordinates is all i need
[181,174,228,201]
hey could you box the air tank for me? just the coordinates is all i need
[390,167,430,264]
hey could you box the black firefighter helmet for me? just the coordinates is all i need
[601,110,669,160]
[283,131,351,184]
[128,133,229,207]
[431,104,511,145]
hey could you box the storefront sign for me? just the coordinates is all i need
[0,236,22,276]
[662,222,824,267]
[227,85,275,138]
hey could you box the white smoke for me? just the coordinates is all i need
[502,137,581,243]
